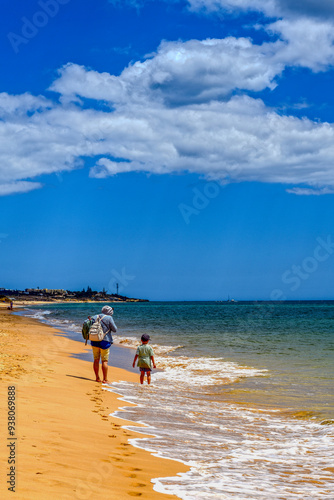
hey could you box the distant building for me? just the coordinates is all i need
[25,288,67,296]
[43,289,67,296]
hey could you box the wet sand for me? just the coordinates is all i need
[0,307,188,499]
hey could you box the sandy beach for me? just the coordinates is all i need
[0,306,188,499]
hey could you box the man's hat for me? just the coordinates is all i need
[102,306,114,315]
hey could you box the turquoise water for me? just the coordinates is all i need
[22,301,334,499]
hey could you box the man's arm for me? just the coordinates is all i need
[106,316,117,333]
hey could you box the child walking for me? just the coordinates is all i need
[132,334,156,384]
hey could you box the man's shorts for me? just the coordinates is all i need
[92,346,110,362]
[140,367,151,373]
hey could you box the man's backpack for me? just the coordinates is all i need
[88,315,106,342]
[82,317,94,345]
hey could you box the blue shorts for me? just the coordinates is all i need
[140,368,151,373]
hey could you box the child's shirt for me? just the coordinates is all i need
[136,343,154,368]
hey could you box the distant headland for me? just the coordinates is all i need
[0,287,149,303]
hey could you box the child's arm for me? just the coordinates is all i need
[132,354,138,368]
[151,355,156,369]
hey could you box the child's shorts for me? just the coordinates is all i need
[140,368,151,373]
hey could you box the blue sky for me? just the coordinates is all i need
[1,0,334,300]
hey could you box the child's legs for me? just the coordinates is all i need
[140,371,145,384]
[147,371,151,384]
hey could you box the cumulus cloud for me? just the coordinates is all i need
[286,187,334,196]
[0,181,43,196]
[277,0,334,19]
[2,80,334,195]
[0,93,85,192]
[2,25,334,196]
[51,38,284,106]
[51,21,334,111]
[0,93,51,115]
[187,0,276,17]
[267,18,334,71]
[85,95,334,190]
[187,0,334,19]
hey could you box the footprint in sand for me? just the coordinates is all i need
[127,493,142,497]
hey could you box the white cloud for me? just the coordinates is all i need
[286,187,334,196]
[187,0,276,17]
[49,64,124,104]
[2,24,334,196]
[276,0,334,19]
[0,181,43,196]
[0,92,51,115]
[90,159,141,178]
[186,0,334,19]
[268,18,334,71]
[51,20,334,113]
[186,1,334,74]
[2,80,334,195]
[51,38,284,106]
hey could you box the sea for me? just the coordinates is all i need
[19,301,334,499]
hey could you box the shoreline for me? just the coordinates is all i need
[9,299,146,306]
[0,306,188,499]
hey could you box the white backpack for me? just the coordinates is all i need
[89,315,106,342]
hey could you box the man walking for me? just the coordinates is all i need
[91,305,117,384]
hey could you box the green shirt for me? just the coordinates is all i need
[136,344,154,368]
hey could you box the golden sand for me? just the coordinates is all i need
[0,306,188,499]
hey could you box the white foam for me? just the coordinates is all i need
[23,308,52,320]
[114,336,184,355]
[106,379,334,500]
[154,354,268,386]
[20,308,81,333]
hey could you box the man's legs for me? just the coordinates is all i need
[101,348,110,383]
[93,359,101,382]
[102,360,109,383]
[92,347,110,383]
[92,346,101,382]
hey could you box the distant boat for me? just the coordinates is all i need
[227,295,237,303]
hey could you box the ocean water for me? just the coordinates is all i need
[21,301,334,499]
